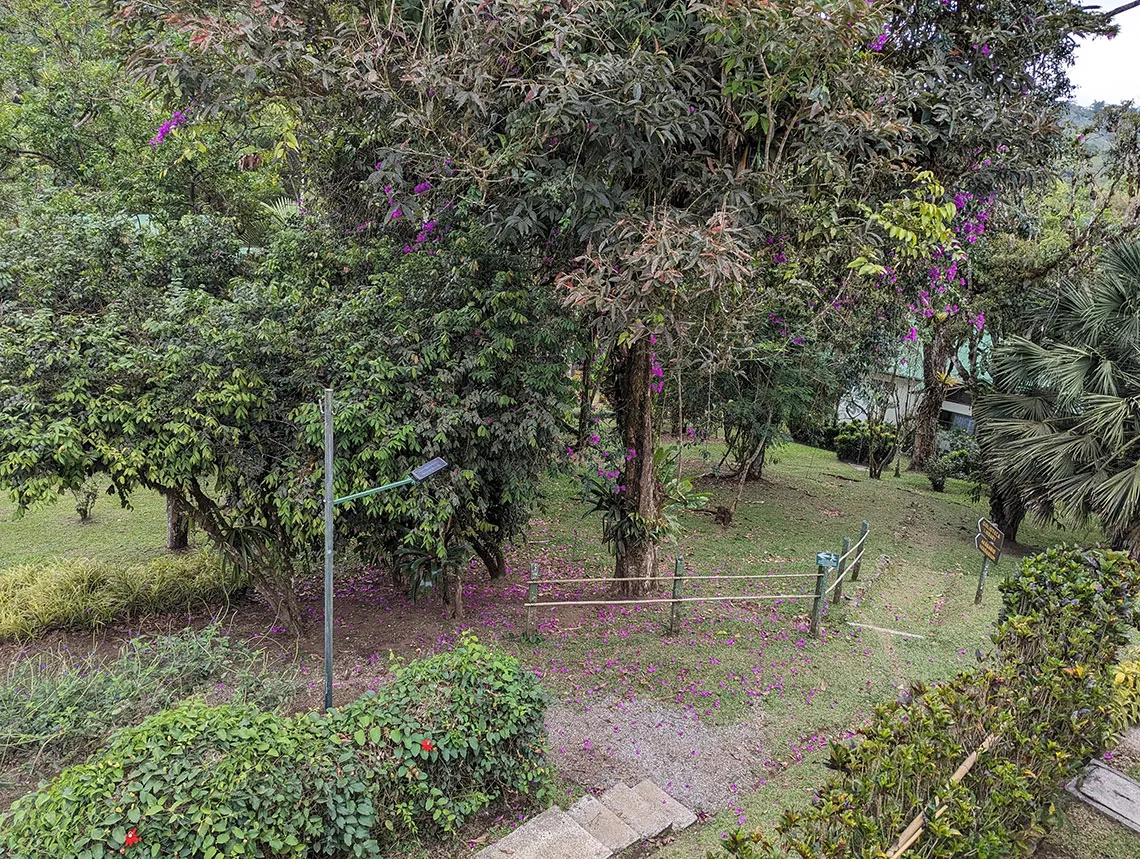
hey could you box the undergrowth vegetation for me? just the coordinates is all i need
[0,624,296,784]
[0,636,550,858]
[0,551,243,640]
[714,546,1140,858]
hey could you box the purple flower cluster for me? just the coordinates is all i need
[149,110,187,147]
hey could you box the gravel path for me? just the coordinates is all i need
[545,694,775,812]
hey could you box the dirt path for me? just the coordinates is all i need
[546,694,775,812]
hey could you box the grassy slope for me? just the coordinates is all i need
[529,442,1118,857]
[1,448,1134,857]
[0,486,174,566]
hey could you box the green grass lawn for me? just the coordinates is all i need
[0,485,175,567]
[0,444,1121,857]
[522,442,1106,857]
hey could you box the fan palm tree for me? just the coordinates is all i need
[976,241,1140,555]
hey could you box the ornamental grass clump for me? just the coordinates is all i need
[716,546,1140,859]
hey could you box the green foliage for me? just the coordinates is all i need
[0,212,573,627]
[1111,661,1140,732]
[0,624,296,777]
[1,637,550,858]
[939,429,980,479]
[832,421,897,468]
[926,455,953,492]
[787,417,842,452]
[995,546,1140,663]
[976,241,1140,554]
[1,699,363,859]
[583,446,708,557]
[328,635,552,840]
[713,546,1140,858]
[0,551,241,640]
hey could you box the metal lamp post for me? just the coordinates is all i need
[321,387,448,710]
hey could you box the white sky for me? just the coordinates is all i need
[1070,11,1140,105]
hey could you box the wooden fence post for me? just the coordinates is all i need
[810,553,832,639]
[833,536,850,605]
[850,520,869,581]
[525,561,538,637]
[668,555,685,635]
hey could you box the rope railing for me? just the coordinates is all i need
[522,520,871,639]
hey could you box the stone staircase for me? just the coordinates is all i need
[475,779,697,859]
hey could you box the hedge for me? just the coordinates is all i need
[715,546,1140,859]
[0,635,551,858]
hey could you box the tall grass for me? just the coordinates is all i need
[0,624,297,781]
[0,551,245,640]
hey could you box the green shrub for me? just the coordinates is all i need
[0,624,297,777]
[787,416,841,451]
[938,429,980,479]
[713,546,1140,859]
[1,636,551,857]
[832,420,896,466]
[1112,661,1140,731]
[1,700,374,859]
[0,551,243,640]
[328,634,552,839]
[926,454,953,492]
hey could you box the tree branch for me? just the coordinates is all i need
[1104,1,1140,17]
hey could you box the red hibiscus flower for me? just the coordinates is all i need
[421,739,435,752]
[124,828,140,847]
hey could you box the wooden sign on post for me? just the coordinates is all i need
[974,517,1005,604]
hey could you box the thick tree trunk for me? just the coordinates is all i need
[472,537,506,580]
[909,325,954,471]
[611,338,658,597]
[166,494,189,551]
[989,484,1026,544]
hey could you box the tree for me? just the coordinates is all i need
[867,1,1116,469]
[0,206,572,629]
[115,0,1113,590]
[975,240,1140,553]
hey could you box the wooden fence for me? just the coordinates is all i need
[523,520,870,639]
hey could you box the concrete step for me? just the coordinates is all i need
[632,778,698,831]
[568,794,640,852]
[473,806,611,859]
[598,782,672,839]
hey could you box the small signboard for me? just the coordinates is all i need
[973,518,1005,604]
[975,518,1004,564]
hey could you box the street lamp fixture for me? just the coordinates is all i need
[321,388,448,710]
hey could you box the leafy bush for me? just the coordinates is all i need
[938,428,980,479]
[1,636,551,857]
[327,634,552,839]
[0,551,242,640]
[0,624,297,777]
[926,455,953,492]
[787,416,841,451]
[832,420,897,466]
[0,700,371,859]
[1112,661,1140,731]
[713,547,1140,858]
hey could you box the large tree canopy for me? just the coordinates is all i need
[0,203,573,628]
[104,0,1119,588]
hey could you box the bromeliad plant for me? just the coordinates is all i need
[583,446,707,588]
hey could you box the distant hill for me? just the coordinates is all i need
[1066,102,1115,155]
